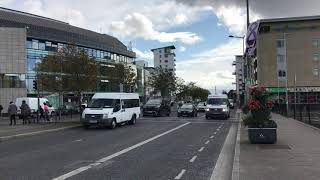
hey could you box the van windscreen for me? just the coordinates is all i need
[207,98,228,105]
[88,99,116,108]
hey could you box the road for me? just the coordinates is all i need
[0,109,238,180]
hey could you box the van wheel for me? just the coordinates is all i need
[110,119,117,129]
[129,115,136,125]
[205,115,209,120]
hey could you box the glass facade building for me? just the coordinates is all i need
[0,7,138,110]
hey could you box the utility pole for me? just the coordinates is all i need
[246,0,250,28]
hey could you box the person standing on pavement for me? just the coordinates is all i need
[43,103,49,121]
[7,102,17,125]
[39,105,44,122]
[21,100,31,124]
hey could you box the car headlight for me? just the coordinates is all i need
[103,113,109,119]
[222,108,227,112]
[81,112,85,119]
[205,108,210,112]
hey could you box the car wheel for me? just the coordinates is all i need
[205,115,209,119]
[129,115,136,125]
[110,119,117,129]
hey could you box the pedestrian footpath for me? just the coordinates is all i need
[239,113,320,180]
[0,115,81,140]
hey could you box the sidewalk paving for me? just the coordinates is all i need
[239,113,320,180]
[0,115,82,140]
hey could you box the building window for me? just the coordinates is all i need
[159,50,161,53]
[313,68,319,76]
[160,60,162,63]
[164,60,168,63]
[32,40,39,49]
[312,39,320,47]
[276,39,284,48]
[278,70,286,77]
[160,65,162,68]
[277,55,285,63]
[165,54,168,58]
[159,55,162,58]
[314,53,320,61]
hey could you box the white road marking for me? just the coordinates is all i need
[0,125,81,141]
[214,132,217,134]
[74,139,82,142]
[52,122,190,180]
[210,135,214,139]
[174,169,186,179]
[217,129,220,131]
[189,155,198,163]
[205,140,210,144]
[198,147,205,152]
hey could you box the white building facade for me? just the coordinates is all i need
[151,45,176,75]
[233,55,245,98]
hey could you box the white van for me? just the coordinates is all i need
[15,97,56,115]
[205,94,230,119]
[81,93,140,129]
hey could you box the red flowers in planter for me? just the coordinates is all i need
[266,101,273,109]
[248,100,261,110]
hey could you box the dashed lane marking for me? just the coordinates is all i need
[205,140,210,145]
[210,136,214,139]
[189,156,197,163]
[198,147,205,152]
[174,169,186,180]
[53,122,191,180]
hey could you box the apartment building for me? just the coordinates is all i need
[151,45,176,75]
[253,16,320,103]
[233,55,245,98]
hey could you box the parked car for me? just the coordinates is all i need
[81,93,140,129]
[196,102,207,112]
[228,99,235,109]
[143,98,171,117]
[178,103,198,117]
[205,95,230,120]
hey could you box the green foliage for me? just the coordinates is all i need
[176,81,210,101]
[242,86,275,128]
[149,68,176,97]
[108,63,137,92]
[36,44,99,97]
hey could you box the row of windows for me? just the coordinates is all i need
[26,39,134,63]
[159,60,169,63]
[0,74,26,88]
[159,54,169,58]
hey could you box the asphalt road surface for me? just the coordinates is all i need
[0,109,238,180]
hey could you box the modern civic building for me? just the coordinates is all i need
[249,15,320,105]
[0,7,136,110]
[151,45,176,75]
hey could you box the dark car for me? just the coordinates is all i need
[143,99,171,117]
[177,104,198,117]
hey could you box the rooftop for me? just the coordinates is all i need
[260,15,320,24]
[151,45,176,51]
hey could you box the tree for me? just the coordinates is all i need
[176,81,210,101]
[108,63,137,92]
[149,68,176,97]
[36,44,99,104]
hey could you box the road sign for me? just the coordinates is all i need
[266,87,287,93]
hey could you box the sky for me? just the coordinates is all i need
[1,0,320,93]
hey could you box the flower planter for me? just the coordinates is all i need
[248,127,277,144]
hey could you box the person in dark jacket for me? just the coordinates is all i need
[8,102,17,125]
[21,100,31,124]
[39,105,44,122]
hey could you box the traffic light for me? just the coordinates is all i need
[33,80,38,91]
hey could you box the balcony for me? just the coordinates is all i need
[232,72,236,75]
[232,61,236,66]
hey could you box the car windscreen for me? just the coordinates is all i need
[88,99,115,108]
[146,99,162,105]
[181,104,193,109]
[207,98,228,105]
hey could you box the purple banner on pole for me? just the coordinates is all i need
[245,21,260,57]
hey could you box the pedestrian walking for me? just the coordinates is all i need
[8,102,17,125]
[21,100,31,124]
[39,105,44,122]
[0,104,3,120]
[43,103,49,121]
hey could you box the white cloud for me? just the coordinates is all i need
[174,13,188,24]
[176,39,242,90]
[133,48,153,61]
[110,13,202,44]
[179,46,186,52]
